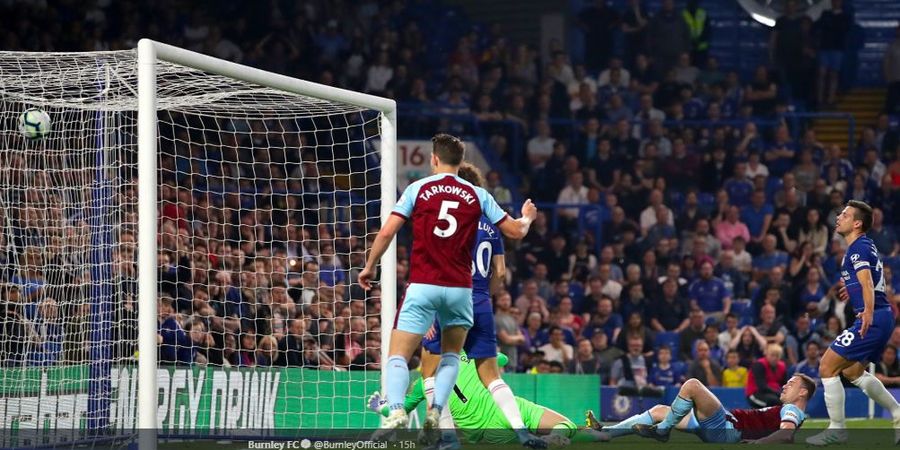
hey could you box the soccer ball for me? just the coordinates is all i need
[18,108,51,139]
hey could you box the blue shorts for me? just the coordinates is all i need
[819,50,843,71]
[695,407,741,444]
[422,306,498,359]
[395,283,473,335]
[830,307,895,363]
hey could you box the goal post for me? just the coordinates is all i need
[0,39,398,449]
[135,39,400,445]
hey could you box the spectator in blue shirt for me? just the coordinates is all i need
[740,189,774,249]
[689,260,732,321]
[158,296,193,365]
[724,162,754,208]
[584,296,623,343]
[752,234,790,279]
[765,124,797,176]
[649,345,684,387]
[793,340,821,381]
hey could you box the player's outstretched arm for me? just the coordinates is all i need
[745,421,797,444]
[358,214,406,290]
[497,199,537,239]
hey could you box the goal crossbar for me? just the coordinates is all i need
[135,38,398,447]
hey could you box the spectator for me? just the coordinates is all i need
[814,0,853,107]
[746,344,788,408]
[687,340,723,386]
[752,235,790,278]
[798,208,829,256]
[495,291,525,370]
[592,266,624,303]
[639,189,675,234]
[716,206,751,251]
[649,345,684,388]
[678,309,707,360]
[718,314,741,350]
[722,349,749,388]
[591,330,625,382]
[527,120,556,170]
[765,124,797,177]
[755,304,788,346]
[609,335,651,391]
[875,345,900,388]
[585,296,623,343]
[568,338,601,374]
[688,261,732,320]
[794,340,822,380]
[648,0,691,73]
[616,311,655,355]
[538,326,574,365]
[522,312,547,354]
[768,211,798,255]
[715,250,748,299]
[577,0,619,72]
[730,326,767,368]
[770,0,806,98]
[621,0,649,67]
[650,278,691,332]
[742,189,775,249]
[870,208,899,256]
[745,66,778,117]
[557,171,590,221]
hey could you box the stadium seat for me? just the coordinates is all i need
[655,331,681,360]
[730,300,751,318]
[697,193,715,210]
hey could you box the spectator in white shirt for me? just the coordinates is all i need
[364,51,394,94]
[640,189,675,233]
[539,326,575,365]
[598,57,632,87]
[557,171,590,219]
[527,120,556,169]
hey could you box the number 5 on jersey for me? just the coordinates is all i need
[434,200,460,237]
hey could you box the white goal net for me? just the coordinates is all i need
[0,42,397,448]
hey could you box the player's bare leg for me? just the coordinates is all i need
[379,329,424,433]
[476,357,547,448]
[602,405,696,440]
[806,348,857,446]
[839,360,900,444]
[424,325,467,449]
[633,378,723,442]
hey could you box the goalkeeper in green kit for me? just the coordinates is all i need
[367,351,608,446]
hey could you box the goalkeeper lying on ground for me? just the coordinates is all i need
[367,351,607,445]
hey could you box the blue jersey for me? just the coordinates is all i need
[841,235,889,313]
[471,218,504,313]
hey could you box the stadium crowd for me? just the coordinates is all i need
[1,0,900,408]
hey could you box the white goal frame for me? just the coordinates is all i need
[136,39,398,448]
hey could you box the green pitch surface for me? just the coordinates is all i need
[154,419,895,450]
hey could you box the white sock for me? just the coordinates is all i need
[423,377,435,407]
[488,379,526,430]
[851,371,900,419]
[439,401,456,430]
[822,376,846,429]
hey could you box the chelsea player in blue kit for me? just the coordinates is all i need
[807,200,900,446]
[420,163,546,450]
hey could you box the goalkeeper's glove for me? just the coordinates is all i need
[367,391,387,414]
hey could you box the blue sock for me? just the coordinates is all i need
[385,355,409,411]
[606,411,654,438]
[432,353,461,411]
[658,396,693,432]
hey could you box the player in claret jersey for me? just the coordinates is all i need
[806,200,900,446]
[622,375,815,444]
[359,134,537,447]
[418,163,545,449]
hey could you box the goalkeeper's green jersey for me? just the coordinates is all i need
[379,352,544,443]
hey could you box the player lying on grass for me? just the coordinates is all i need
[596,374,814,444]
[368,351,608,446]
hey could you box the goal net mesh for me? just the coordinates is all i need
[0,49,385,447]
